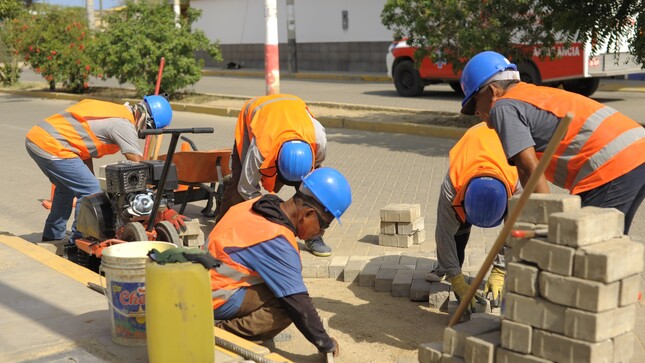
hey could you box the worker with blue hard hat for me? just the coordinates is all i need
[25,95,173,260]
[206,167,351,357]
[425,122,520,311]
[216,94,333,257]
[461,50,645,235]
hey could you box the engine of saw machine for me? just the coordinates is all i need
[76,160,178,242]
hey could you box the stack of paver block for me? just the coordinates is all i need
[418,194,644,363]
[379,203,425,248]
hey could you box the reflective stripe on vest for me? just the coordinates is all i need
[234,94,317,192]
[38,113,99,158]
[498,83,645,194]
[207,198,300,310]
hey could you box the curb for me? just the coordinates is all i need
[1,88,468,140]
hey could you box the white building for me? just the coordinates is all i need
[190,0,394,72]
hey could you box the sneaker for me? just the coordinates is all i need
[425,270,445,282]
[305,237,332,257]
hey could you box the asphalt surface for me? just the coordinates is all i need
[1,69,645,362]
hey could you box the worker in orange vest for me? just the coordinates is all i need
[25,96,173,258]
[460,51,645,235]
[425,122,520,311]
[207,167,351,357]
[216,94,332,257]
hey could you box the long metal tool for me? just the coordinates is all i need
[448,112,574,326]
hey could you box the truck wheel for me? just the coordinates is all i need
[563,78,600,96]
[393,60,424,97]
[154,220,182,247]
[449,81,464,95]
[517,62,541,85]
[122,222,148,242]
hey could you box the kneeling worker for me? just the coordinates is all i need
[206,167,351,357]
[426,122,520,310]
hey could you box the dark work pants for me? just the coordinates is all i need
[578,162,645,234]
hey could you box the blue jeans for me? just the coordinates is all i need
[26,147,101,243]
[578,162,645,234]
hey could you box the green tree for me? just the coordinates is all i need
[0,0,27,86]
[3,5,99,92]
[91,1,222,98]
[381,0,645,71]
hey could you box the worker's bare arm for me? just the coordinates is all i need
[512,147,550,193]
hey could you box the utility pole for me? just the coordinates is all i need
[264,0,279,95]
[173,0,180,27]
[86,0,95,30]
[286,0,297,73]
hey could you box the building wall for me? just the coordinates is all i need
[191,0,393,72]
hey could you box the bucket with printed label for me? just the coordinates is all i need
[100,241,177,346]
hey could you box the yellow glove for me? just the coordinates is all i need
[447,273,477,312]
[484,266,506,308]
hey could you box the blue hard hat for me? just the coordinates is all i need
[460,51,517,115]
[278,140,314,182]
[143,95,173,129]
[301,167,352,224]
[464,176,508,228]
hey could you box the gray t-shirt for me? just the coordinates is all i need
[489,98,559,164]
[26,117,140,159]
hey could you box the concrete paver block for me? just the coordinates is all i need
[380,221,396,235]
[413,229,426,245]
[612,331,634,363]
[619,274,641,306]
[418,341,443,363]
[548,206,624,247]
[500,319,532,354]
[442,317,500,357]
[358,261,381,288]
[509,194,581,224]
[399,255,418,266]
[328,256,349,280]
[381,254,402,265]
[532,329,613,363]
[397,216,425,235]
[374,268,397,292]
[564,303,636,342]
[496,348,552,363]
[573,237,644,283]
[441,354,466,363]
[380,203,421,222]
[505,262,539,297]
[518,238,575,276]
[428,281,451,309]
[179,219,204,247]
[464,331,500,363]
[416,257,438,271]
[539,271,619,312]
[391,270,414,297]
[410,276,432,302]
[503,293,566,334]
[343,257,366,282]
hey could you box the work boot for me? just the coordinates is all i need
[305,237,332,257]
[425,269,445,282]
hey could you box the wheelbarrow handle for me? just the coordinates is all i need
[139,127,215,137]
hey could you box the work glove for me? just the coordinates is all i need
[156,208,190,232]
[484,266,506,308]
[447,273,478,313]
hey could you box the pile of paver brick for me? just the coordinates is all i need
[379,203,426,247]
[419,194,644,363]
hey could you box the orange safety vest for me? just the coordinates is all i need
[206,198,300,310]
[450,122,519,223]
[499,83,645,194]
[234,94,317,192]
[26,99,136,160]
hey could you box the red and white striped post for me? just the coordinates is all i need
[264,0,280,95]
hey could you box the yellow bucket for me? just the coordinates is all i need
[101,241,177,346]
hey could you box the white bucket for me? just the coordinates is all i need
[100,241,177,346]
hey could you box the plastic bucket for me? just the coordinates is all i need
[100,241,177,346]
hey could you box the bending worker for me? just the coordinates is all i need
[425,122,520,310]
[216,94,332,257]
[460,51,645,234]
[206,167,351,357]
[25,96,173,257]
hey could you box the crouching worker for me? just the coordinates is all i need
[205,167,352,357]
[426,122,520,310]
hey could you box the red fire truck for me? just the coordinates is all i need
[386,40,642,97]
